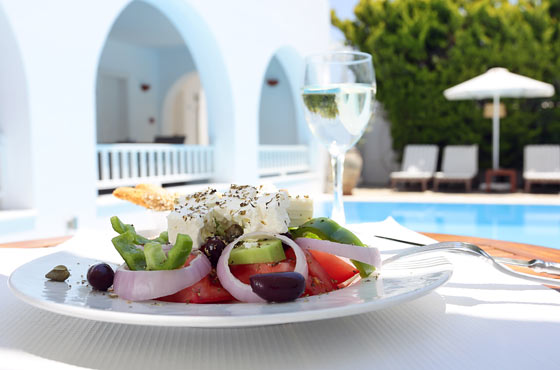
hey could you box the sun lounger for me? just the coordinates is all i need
[523,144,560,192]
[390,145,439,191]
[434,145,478,192]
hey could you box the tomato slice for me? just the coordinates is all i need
[157,254,234,304]
[232,249,336,297]
[308,249,359,285]
[158,247,341,304]
[230,260,295,284]
[157,271,235,303]
[284,248,336,296]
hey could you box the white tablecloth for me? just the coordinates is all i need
[1,218,559,370]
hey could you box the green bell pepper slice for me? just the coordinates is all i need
[144,234,192,270]
[110,216,170,245]
[150,231,169,244]
[144,242,167,270]
[111,216,189,271]
[111,230,147,271]
[110,216,150,245]
[291,217,375,277]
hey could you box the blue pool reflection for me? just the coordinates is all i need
[315,201,560,250]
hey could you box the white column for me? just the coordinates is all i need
[492,95,500,170]
[0,0,128,236]
[212,65,260,185]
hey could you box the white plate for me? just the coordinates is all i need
[9,250,452,328]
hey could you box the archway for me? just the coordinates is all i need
[95,0,234,184]
[257,47,314,177]
[96,1,205,144]
[161,72,208,145]
[258,49,303,145]
[0,5,32,210]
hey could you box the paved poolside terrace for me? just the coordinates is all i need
[348,186,560,205]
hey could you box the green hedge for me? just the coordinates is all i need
[333,0,560,170]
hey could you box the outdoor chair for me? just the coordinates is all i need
[390,145,439,191]
[523,144,560,192]
[434,145,478,192]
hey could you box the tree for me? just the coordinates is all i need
[333,0,560,169]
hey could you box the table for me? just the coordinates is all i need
[425,232,560,279]
[485,168,517,192]
[1,224,559,370]
[4,233,559,281]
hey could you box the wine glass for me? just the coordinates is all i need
[302,51,376,225]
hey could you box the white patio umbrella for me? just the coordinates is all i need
[444,67,555,169]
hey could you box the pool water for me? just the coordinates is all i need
[315,201,560,250]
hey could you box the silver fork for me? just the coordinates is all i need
[382,241,560,287]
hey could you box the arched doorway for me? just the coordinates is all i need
[258,47,311,177]
[96,1,203,144]
[95,0,227,189]
[0,5,32,210]
[162,72,209,145]
[259,53,299,145]
[95,0,234,186]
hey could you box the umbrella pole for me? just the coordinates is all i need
[492,95,500,169]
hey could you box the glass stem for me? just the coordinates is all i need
[331,152,346,225]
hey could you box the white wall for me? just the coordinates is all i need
[0,0,121,236]
[0,4,33,210]
[97,39,160,143]
[191,1,330,187]
[0,0,330,237]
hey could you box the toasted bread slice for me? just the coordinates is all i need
[112,184,175,211]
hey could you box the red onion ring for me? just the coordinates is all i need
[295,237,381,269]
[216,232,308,303]
[113,253,211,301]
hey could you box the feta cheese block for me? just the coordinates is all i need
[167,185,291,249]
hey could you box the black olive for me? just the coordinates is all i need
[250,272,305,302]
[87,263,114,291]
[200,236,226,267]
[280,232,294,251]
[280,231,294,240]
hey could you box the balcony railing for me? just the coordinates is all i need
[258,145,311,177]
[97,144,214,190]
[96,144,311,190]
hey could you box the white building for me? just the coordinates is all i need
[0,0,331,240]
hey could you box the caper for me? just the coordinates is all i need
[45,265,70,282]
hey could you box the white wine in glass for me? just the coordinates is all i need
[302,52,376,224]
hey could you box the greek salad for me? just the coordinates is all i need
[85,185,381,304]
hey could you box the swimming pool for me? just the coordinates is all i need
[315,201,560,250]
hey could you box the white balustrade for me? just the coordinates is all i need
[96,144,215,190]
[258,145,311,177]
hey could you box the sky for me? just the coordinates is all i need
[329,0,359,42]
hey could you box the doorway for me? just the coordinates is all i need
[162,72,208,145]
